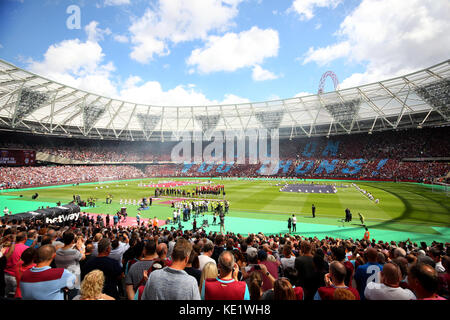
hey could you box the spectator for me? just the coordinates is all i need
[408,262,447,300]
[202,250,250,300]
[211,234,225,262]
[248,270,264,300]
[73,270,115,300]
[199,262,218,295]
[312,249,328,291]
[184,251,201,286]
[47,229,63,250]
[232,249,247,281]
[437,256,450,299]
[13,247,36,299]
[294,240,316,300]
[141,238,200,300]
[109,234,129,268]
[20,245,76,300]
[198,242,216,270]
[54,231,85,300]
[314,261,360,300]
[250,250,278,292]
[125,239,158,300]
[392,257,410,289]
[81,238,123,300]
[280,244,295,272]
[364,262,416,300]
[354,248,383,300]
[393,247,406,259]
[274,278,298,300]
[156,242,171,266]
[24,230,38,249]
[4,231,28,297]
[79,243,94,272]
[429,247,445,273]
[0,233,16,297]
[262,278,298,300]
[91,233,103,257]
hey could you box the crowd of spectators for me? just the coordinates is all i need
[1,127,448,164]
[282,127,450,160]
[0,165,145,189]
[0,215,448,300]
[0,158,447,190]
[0,125,448,185]
[143,159,448,182]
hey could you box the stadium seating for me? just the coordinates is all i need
[0,126,448,187]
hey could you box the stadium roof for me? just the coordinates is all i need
[0,58,448,141]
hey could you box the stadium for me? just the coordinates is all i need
[1,58,449,240]
[0,0,449,303]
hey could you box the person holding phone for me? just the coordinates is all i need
[314,261,360,300]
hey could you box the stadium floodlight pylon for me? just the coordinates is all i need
[0,59,449,141]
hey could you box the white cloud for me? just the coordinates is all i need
[104,0,130,6]
[221,94,250,104]
[187,26,279,74]
[113,34,129,43]
[289,0,342,21]
[302,0,450,88]
[25,16,252,107]
[129,0,243,63]
[85,21,112,43]
[251,65,279,81]
[118,76,249,106]
[27,22,118,97]
[302,41,350,66]
[28,36,250,106]
[28,39,118,97]
[295,91,313,98]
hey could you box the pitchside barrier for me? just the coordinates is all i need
[3,203,81,224]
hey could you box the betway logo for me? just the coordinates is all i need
[45,212,80,224]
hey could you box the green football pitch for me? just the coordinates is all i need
[1,177,449,244]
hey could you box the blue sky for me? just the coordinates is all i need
[0,0,448,106]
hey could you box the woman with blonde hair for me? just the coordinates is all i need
[73,269,115,300]
[199,262,218,294]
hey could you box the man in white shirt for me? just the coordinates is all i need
[429,247,445,274]
[292,214,297,232]
[109,234,130,268]
[198,243,216,270]
[173,209,178,224]
[364,262,416,300]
